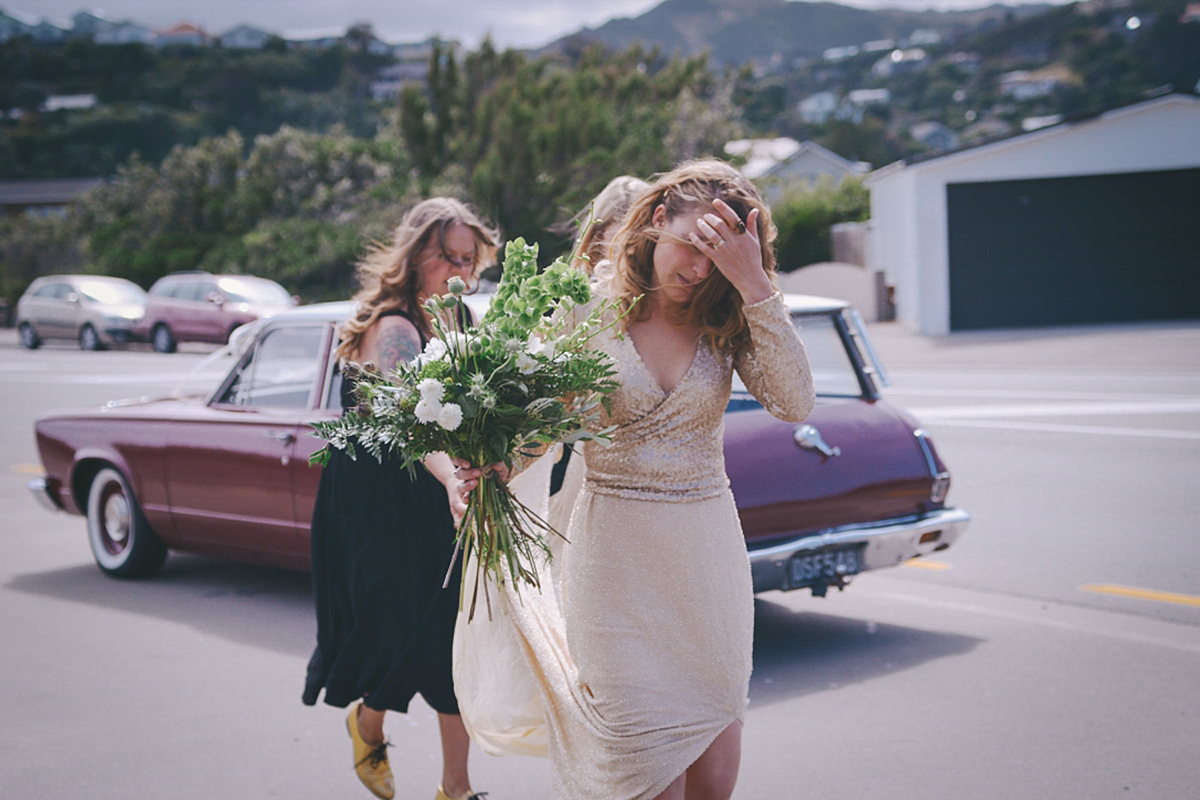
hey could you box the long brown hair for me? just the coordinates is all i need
[607,159,778,352]
[337,198,498,363]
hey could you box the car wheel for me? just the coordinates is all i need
[79,323,104,351]
[86,467,168,578]
[18,322,40,349]
[152,323,177,354]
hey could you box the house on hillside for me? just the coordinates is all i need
[727,138,869,204]
[0,178,105,218]
[156,23,210,47]
[871,48,927,78]
[910,121,960,153]
[95,22,154,45]
[42,94,97,112]
[0,9,35,41]
[1000,70,1064,100]
[29,19,67,43]
[220,25,274,49]
[70,10,114,38]
[798,91,839,124]
[866,91,1200,334]
[287,31,344,50]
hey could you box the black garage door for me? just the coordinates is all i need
[947,167,1200,331]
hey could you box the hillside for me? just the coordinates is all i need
[543,0,1056,65]
[547,0,1200,168]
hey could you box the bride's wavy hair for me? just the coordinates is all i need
[607,159,778,353]
[337,198,498,363]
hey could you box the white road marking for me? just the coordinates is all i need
[924,419,1200,440]
[908,399,1200,420]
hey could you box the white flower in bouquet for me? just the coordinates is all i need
[418,377,446,402]
[437,402,464,431]
[414,397,442,424]
[421,338,448,362]
[515,352,540,375]
[311,237,628,620]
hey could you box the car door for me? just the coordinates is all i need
[40,282,78,338]
[194,280,231,343]
[165,321,332,563]
[171,281,209,339]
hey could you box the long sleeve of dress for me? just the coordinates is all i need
[733,291,815,422]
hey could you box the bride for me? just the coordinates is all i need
[454,159,815,800]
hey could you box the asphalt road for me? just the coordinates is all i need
[2,320,1198,799]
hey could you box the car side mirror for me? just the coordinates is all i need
[65,292,80,304]
[208,292,224,306]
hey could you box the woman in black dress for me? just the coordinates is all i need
[303,198,497,800]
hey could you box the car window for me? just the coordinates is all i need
[217,324,325,409]
[181,281,213,302]
[731,312,863,398]
[148,281,174,298]
[32,283,60,298]
[324,368,344,411]
[219,277,291,306]
[76,280,146,305]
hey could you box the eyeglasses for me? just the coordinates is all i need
[438,251,476,270]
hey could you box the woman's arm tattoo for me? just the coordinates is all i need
[375,324,423,371]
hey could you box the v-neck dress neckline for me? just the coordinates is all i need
[624,329,702,398]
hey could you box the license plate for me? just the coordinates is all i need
[789,547,860,587]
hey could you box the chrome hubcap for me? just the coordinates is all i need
[102,490,130,552]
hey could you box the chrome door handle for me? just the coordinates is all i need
[794,424,841,457]
[264,430,296,445]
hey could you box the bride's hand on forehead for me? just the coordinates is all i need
[689,198,774,304]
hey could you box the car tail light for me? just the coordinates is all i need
[914,429,951,504]
[930,472,951,504]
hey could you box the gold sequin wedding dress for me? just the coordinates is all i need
[453,290,814,799]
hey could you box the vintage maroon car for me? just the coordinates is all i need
[30,296,969,595]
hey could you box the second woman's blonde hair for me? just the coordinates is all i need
[337,198,498,363]
[607,159,777,353]
[570,175,650,275]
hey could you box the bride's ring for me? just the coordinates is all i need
[713,238,726,249]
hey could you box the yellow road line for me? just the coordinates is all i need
[902,558,951,571]
[1081,584,1200,608]
[12,464,45,475]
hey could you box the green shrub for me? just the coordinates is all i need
[771,175,868,271]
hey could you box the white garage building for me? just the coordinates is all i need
[866,91,1200,334]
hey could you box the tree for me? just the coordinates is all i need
[393,42,740,259]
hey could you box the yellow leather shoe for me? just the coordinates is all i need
[435,786,488,800]
[346,704,394,800]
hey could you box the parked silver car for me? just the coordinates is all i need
[16,275,147,350]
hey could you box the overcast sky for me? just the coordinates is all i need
[14,0,1062,49]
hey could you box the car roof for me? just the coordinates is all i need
[30,274,139,285]
[782,293,849,313]
[263,293,848,326]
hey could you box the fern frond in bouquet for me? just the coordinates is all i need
[311,238,624,619]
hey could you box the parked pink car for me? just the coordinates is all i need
[135,271,297,353]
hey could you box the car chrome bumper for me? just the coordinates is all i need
[28,477,65,513]
[748,507,971,593]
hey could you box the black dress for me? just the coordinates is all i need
[303,309,462,715]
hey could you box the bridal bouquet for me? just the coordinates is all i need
[311,238,621,618]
